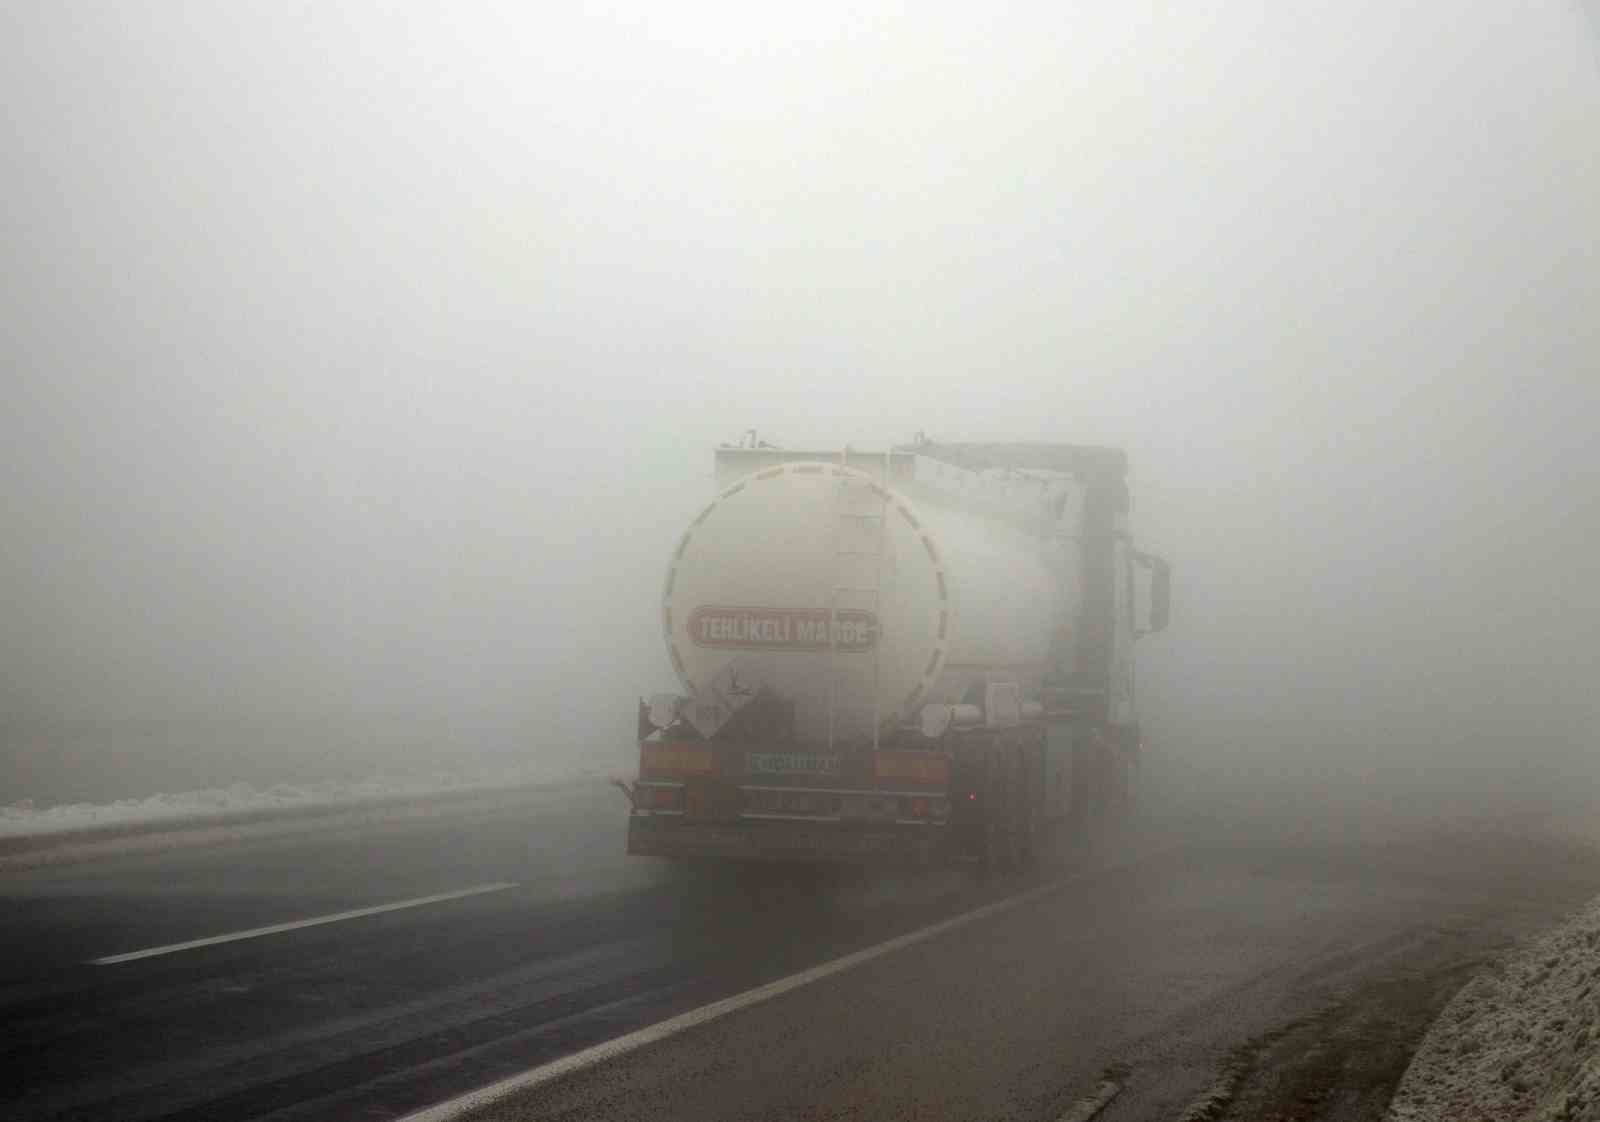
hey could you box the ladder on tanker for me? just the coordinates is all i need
[827,450,891,751]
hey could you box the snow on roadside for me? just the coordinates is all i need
[1389,893,1600,1122]
[0,764,605,840]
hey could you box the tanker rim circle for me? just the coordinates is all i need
[660,460,950,713]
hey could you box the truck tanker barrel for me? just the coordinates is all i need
[627,442,1168,868]
[661,459,1068,748]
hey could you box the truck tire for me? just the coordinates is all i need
[1015,741,1039,868]
[979,744,1017,878]
[1066,734,1092,851]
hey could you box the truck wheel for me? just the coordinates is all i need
[1015,745,1038,868]
[1065,740,1090,853]
[979,822,1002,879]
[1007,745,1033,868]
[979,746,1015,879]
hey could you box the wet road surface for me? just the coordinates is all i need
[1,777,1596,1121]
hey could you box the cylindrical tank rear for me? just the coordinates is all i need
[661,460,1067,745]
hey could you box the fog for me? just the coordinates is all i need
[2,3,1595,811]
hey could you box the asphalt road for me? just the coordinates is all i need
[2,776,1597,1122]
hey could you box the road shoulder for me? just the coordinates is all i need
[1387,892,1600,1122]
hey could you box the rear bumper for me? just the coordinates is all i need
[626,814,950,866]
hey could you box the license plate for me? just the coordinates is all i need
[747,752,841,777]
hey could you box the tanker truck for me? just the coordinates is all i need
[620,440,1170,871]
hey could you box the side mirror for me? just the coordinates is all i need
[1134,552,1171,634]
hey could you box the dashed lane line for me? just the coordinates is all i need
[89,882,520,965]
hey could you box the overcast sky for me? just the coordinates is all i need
[1,2,1595,797]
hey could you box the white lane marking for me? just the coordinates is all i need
[89,882,520,965]
[1056,1078,1124,1122]
[402,851,1174,1122]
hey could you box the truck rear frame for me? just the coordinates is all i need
[623,722,1118,871]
